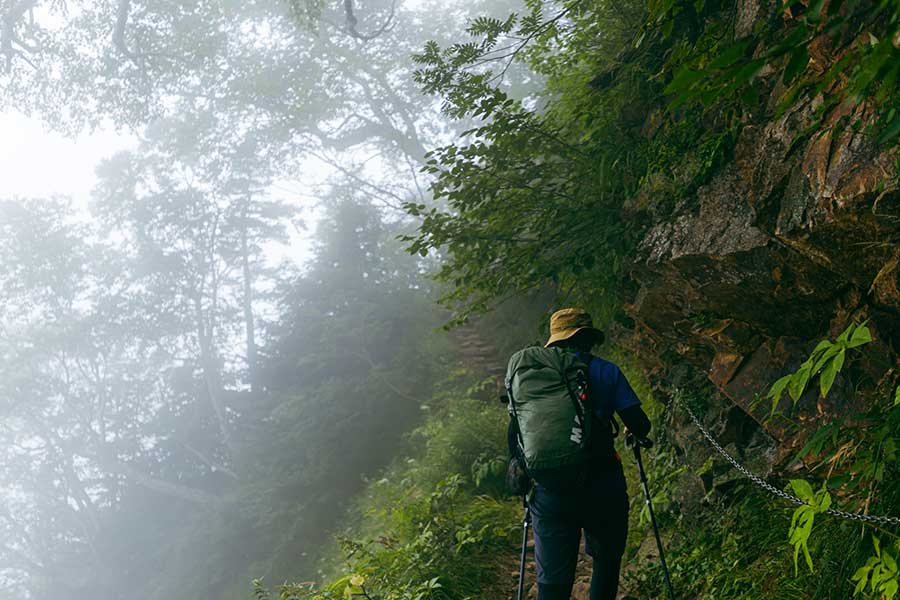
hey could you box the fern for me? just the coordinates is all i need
[251,580,271,600]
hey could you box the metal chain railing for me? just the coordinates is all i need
[672,393,900,527]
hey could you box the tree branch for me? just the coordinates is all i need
[109,461,219,505]
[303,147,410,211]
[1,0,38,72]
[182,441,239,480]
[113,0,135,59]
[352,350,419,403]
[113,0,158,70]
[343,0,396,41]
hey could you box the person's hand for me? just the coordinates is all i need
[625,432,653,449]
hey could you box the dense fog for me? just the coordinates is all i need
[0,0,534,597]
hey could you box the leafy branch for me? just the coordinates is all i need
[853,537,900,600]
[767,322,873,416]
[787,479,832,575]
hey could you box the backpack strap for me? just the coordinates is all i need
[506,379,525,453]
[561,368,588,436]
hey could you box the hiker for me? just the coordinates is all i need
[507,308,651,600]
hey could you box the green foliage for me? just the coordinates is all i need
[853,537,900,600]
[762,327,900,589]
[408,0,656,324]
[470,454,507,489]
[407,0,767,324]
[408,393,510,494]
[630,447,685,527]
[636,477,879,600]
[767,322,873,415]
[635,333,898,599]
[787,480,832,575]
[660,0,900,144]
[260,386,518,600]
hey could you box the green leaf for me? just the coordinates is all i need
[766,25,809,58]
[805,0,826,20]
[768,374,793,415]
[803,542,814,573]
[788,502,818,575]
[768,374,792,399]
[812,342,839,374]
[783,46,810,85]
[853,565,871,595]
[893,385,900,407]
[810,339,833,358]
[847,324,873,348]
[731,60,766,87]
[884,550,898,573]
[789,479,815,501]
[788,362,813,401]
[819,349,844,398]
[877,117,900,145]
[837,322,856,344]
[665,68,705,94]
[707,41,750,71]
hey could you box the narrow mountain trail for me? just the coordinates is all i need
[452,324,507,380]
[498,528,647,600]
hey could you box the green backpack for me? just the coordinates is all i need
[506,346,592,489]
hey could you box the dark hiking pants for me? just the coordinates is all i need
[529,465,628,600]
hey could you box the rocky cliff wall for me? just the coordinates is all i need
[621,0,900,508]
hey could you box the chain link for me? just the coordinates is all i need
[672,394,900,527]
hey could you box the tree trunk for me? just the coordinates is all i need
[195,294,238,466]
[241,202,258,393]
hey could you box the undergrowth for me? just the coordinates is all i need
[253,327,899,600]
[250,350,662,600]
[252,368,519,600]
[624,324,900,599]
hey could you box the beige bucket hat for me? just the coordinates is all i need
[544,307,605,348]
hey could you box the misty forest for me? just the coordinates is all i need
[1,0,900,599]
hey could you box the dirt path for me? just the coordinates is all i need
[500,528,643,600]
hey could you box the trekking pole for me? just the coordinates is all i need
[517,496,531,600]
[626,433,675,600]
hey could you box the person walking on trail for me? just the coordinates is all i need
[506,308,651,600]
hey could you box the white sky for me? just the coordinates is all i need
[0,111,134,206]
[0,109,316,266]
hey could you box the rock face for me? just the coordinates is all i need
[622,0,900,504]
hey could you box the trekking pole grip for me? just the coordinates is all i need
[626,432,654,449]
